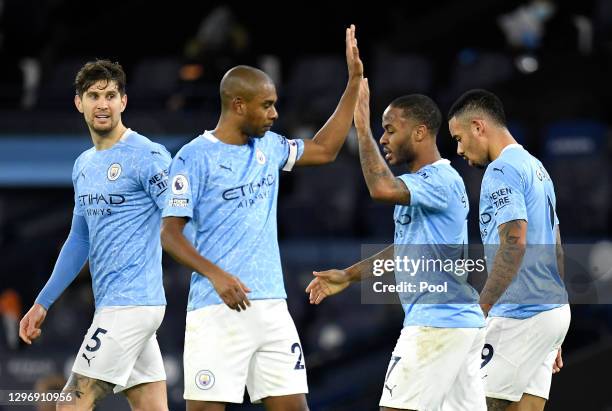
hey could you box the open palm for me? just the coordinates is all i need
[306,269,351,304]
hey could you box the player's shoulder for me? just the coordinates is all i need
[121,129,170,158]
[171,133,219,172]
[419,159,462,184]
[486,146,531,181]
[264,130,287,141]
[260,130,292,147]
[74,146,95,168]
[174,133,211,159]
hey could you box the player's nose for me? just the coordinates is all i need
[456,142,464,156]
[97,99,110,109]
[269,106,278,120]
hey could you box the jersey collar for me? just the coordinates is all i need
[119,128,132,141]
[500,143,523,156]
[203,130,219,143]
[432,158,451,166]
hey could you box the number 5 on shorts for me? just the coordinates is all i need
[86,327,108,352]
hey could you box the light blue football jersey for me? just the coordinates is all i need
[162,130,304,310]
[480,144,568,319]
[393,159,485,328]
[72,129,170,308]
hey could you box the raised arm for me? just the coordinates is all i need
[161,216,251,311]
[353,78,410,204]
[306,244,394,304]
[479,219,527,316]
[295,24,363,166]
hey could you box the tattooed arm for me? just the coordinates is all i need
[353,78,410,204]
[345,244,395,282]
[306,244,394,304]
[480,219,527,316]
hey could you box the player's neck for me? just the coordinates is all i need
[213,119,249,146]
[407,146,441,173]
[90,123,128,151]
[489,128,517,161]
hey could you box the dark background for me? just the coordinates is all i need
[0,1,610,410]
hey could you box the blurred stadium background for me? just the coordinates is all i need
[0,1,610,410]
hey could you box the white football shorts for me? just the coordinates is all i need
[71,305,166,393]
[183,299,308,403]
[482,304,571,401]
[379,325,486,411]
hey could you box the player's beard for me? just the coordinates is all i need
[89,116,117,137]
[398,144,416,167]
[471,153,490,169]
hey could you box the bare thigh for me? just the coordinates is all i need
[262,393,309,411]
[57,372,114,411]
[186,400,227,411]
[487,397,512,411]
[506,393,546,411]
[123,380,168,411]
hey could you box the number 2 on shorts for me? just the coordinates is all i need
[85,327,108,352]
[291,342,305,370]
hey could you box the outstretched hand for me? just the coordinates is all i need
[19,303,47,344]
[305,269,351,304]
[346,24,364,80]
[354,78,371,132]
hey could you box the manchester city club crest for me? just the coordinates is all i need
[256,148,266,165]
[107,163,122,181]
[172,174,189,195]
[195,370,215,390]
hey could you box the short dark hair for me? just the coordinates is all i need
[447,89,506,126]
[74,59,126,97]
[390,94,442,135]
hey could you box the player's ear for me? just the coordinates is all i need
[74,94,83,113]
[471,118,485,137]
[120,93,127,113]
[413,124,427,142]
[233,97,246,115]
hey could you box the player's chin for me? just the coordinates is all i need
[253,128,270,138]
[472,157,489,169]
[465,157,476,167]
[92,124,114,134]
